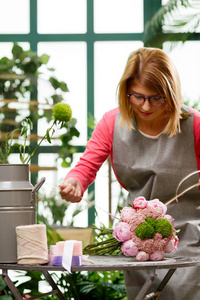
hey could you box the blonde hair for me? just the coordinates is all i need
[117,47,184,137]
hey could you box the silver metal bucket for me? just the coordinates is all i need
[0,164,45,263]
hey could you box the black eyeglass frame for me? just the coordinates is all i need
[127,94,166,107]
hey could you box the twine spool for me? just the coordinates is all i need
[16,224,49,265]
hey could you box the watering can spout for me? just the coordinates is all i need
[30,177,46,203]
[32,177,46,194]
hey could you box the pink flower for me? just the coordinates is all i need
[129,212,146,231]
[165,239,176,253]
[142,206,163,219]
[23,295,31,299]
[112,222,131,242]
[164,214,175,227]
[121,239,139,257]
[135,251,149,261]
[147,199,167,215]
[132,196,148,209]
[165,235,179,253]
[149,250,165,261]
[120,207,136,223]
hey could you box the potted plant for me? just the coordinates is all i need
[0,43,79,263]
[0,42,80,168]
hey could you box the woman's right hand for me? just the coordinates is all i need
[59,178,82,203]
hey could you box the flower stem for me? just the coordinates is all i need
[26,121,55,164]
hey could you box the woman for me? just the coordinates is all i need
[59,47,200,299]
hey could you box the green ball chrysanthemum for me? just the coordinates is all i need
[155,219,173,238]
[53,103,72,123]
[135,222,155,239]
[145,217,157,228]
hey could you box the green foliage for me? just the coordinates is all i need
[184,99,200,111]
[0,103,73,164]
[18,118,33,164]
[87,112,97,139]
[37,191,91,227]
[0,43,79,167]
[144,0,200,48]
[37,193,70,226]
[83,224,122,256]
[59,118,80,168]
[0,43,50,102]
[14,270,127,300]
[0,275,15,299]
[0,129,19,164]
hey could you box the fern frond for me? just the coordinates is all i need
[144,0,200,46]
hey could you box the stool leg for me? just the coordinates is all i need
[155,268,176,294]
[42,271,66,300]
[2,269,23,300]
[135,270,157,300]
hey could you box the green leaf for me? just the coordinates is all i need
[117,205,123,213]
[0,56,9,66]
[60,81,69,92]
[0,295,13,300]
[21,126,28,136]
[51,94,64,103]
[61,160,70,168]
[49,77,60,90]
[39,54,50,65]
[12,43,24,59]
[0,276,7,291]
[46,128,51,143]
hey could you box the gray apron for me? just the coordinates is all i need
[113,109,200,300]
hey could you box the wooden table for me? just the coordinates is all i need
[1,255,200,300]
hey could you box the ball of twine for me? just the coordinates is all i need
[16,224,49,265]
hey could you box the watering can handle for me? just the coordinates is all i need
[32,177,46,194]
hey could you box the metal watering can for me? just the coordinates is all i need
[0,164,45,263]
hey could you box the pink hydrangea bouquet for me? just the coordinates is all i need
[84,196,179,262]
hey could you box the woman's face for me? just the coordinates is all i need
[128,82,167,125]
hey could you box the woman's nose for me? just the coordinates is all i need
[142,98,151,110]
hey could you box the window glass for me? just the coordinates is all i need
[94,0,143,33]
[38,42,87,146]
[94,41,143,121]
[164,41,200,105]
[0,0,29,33]
[37,0,87,33]
[38,153,88,227]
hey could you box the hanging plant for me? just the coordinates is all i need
[0,43,80,167]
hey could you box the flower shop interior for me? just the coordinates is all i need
[0,0,200,299]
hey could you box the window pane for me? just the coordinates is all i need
[94,41,143,121]
[0,0,29,33]
[94,0,143,33]
[37,0,87,33]
[163,41,200,105]
[38,42,87,146]
[38,153,88,227]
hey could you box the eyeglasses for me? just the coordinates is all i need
[127,94,166,107]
